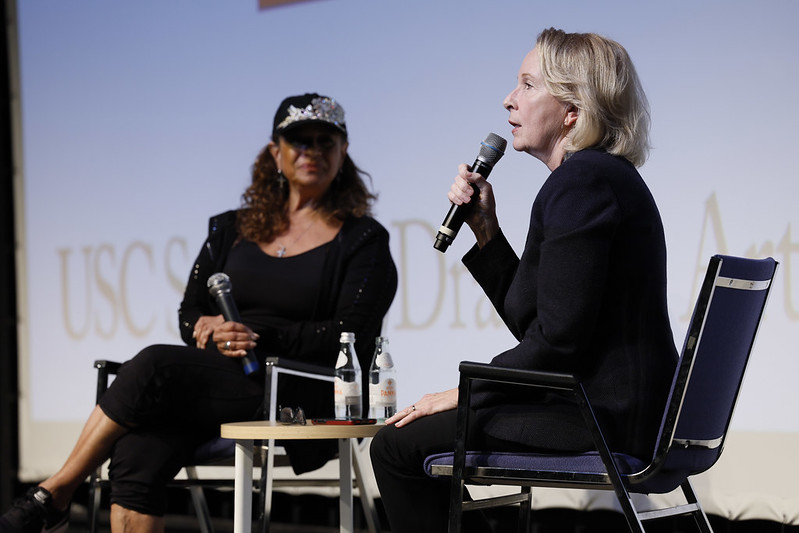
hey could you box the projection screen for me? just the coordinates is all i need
[12,0,799,523]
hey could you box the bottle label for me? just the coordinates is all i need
[369,378,396,407]
[334,378,361,405]
[335,351,348,369]
[375,352,394,368]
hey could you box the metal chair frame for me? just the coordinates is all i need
[89,356,380,533]
[427,255,777,533]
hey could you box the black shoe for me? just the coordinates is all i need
[0,487,69,533]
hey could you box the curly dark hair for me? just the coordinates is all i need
[237,139,376,243]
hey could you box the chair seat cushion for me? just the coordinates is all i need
[423,451,692,494]
[424,450,647,478]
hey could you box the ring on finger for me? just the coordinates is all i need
[225,341,232,350]
[411,405,416,412]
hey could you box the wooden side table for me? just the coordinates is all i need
[220,420,385,533]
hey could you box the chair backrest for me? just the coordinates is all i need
[640,254,777,483]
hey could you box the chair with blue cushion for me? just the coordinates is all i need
[89,356,381,533]
[424,254,777,533]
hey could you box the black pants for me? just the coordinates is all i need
[98,344,264,516]
[370,410,533,533]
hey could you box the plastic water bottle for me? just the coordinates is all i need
[334,331,362,419]
[368,336,396,420]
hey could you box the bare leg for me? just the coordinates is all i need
[110,504,165,533]
[39,405,127,511]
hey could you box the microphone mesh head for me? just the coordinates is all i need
[478,133,507,167]
[207,272,232,295]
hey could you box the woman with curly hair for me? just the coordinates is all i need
[1,93,398,533]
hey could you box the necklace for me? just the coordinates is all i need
[276,216,318,258]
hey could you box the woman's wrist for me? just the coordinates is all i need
[472,216,500,248]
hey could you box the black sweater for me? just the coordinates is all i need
[466,149,678,460]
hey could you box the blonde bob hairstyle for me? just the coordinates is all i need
[536,28,651,167]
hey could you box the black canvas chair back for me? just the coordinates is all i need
[423,254,777,532]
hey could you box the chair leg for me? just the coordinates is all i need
[608,481,645,532]
[185,466,215,533]
[447,377,471,533]
[516,487,532,533]
[352,439,381,533]
[88,469,102,533]
[681,480,713,533]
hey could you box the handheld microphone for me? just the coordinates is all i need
[433,133,507,253]
[207,272,260,375]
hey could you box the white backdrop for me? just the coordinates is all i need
[13,0,799,522]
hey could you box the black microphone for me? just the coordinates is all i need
[207,272,260,375]
[433,133,507,253]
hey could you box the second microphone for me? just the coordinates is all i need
[207,272,260,375]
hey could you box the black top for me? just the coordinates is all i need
[179,211,398,372]
[224,239,331,331]
[466,149,678,460]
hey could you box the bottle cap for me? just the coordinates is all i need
[340,331,355,343]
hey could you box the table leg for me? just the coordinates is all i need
[338,438,353,533]
[234,439,254,533]
[351,440,380,533]
[261,438,276,533]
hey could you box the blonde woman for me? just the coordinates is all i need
[371,29,676,533]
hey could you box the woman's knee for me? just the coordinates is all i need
[369,424,399,467]
[122,344,176,374]
[109,481,167,517]
[370,423,429,479]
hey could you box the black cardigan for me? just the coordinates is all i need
[178,210,398,372]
